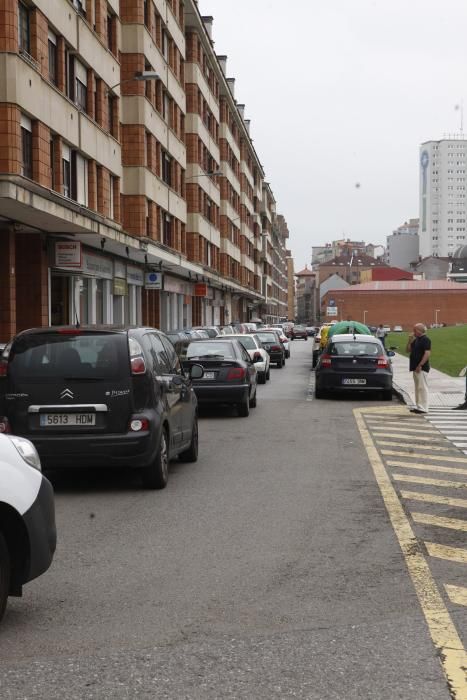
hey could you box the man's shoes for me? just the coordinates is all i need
[410,408,427,414]
[453,402,467,410]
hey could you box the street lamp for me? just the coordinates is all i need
[186,170,223,181]
[435,308,441,326]
[107,71,160,93]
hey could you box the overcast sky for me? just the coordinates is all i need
[200,0,467,270]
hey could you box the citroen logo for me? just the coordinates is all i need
[60,388,74,399]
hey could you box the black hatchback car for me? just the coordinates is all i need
[0,326,200,489]
[314,334,394,400]
[181,338,258,417]
[255,330,286,368]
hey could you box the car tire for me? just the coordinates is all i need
[312,352,319,369]
[238,394,250,417]
[266,368,270,380]
[382,390,393,401]
[315,386,326,399]
[277,359,283,368]
[258,372,266,384]
[178,415,198,463]
[142,428,169,489]
[0,532,10,623]
[249,389,257,408]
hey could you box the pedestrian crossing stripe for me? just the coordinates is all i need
[381,449,467,463]
[387,460,467,476]
[372,433,448,442]
[412,512,467,532]
[445,585,467,607]
[393,473,467,489]
[376,440,453,451]
[426,542,467,563]
[401,490,467,509]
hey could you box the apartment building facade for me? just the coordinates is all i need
[0,0,291,340]
[419,137,467,259]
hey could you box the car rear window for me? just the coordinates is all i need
[8,333,129,381]
[330,342,381,356]
[186,341,236,359]
[257,333,277,343]
[235,337,256,350]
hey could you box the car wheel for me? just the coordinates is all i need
[382,390,393,401]
[266,368,270,380]
[277,359,283,368]
[258,372,266,384]
[238,394,250,417]
[304,337,307,341]
[178,415,199,462]
[315,386,326,399]
[142,428,169,489]
[249,388,257,408]
[286,351,290,358]
[0,533,10,623]
[312,352,319,368]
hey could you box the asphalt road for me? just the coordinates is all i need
[0,340,453,699]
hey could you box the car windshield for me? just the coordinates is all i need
[8,333,128,381]
[186,342,235,359]
[330,342,381,356]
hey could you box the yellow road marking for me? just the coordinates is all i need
[394,474,467,489]
[354,408,467,695]
[401,490,467,509]
[369,426,442,434]
[387,461,467,476]
[412,512,467,532]
[372,433,448,442]
[445,585,467,607]
[377,440,453,451]
[382,450,467,463]
[426,543,467,564]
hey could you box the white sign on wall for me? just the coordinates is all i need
[55,242,82,268]
[144,271,163,290]
[327,306,338,316]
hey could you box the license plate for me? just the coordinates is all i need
[202,372,215,380]
[40,413,96,426]
[342,378,366,385]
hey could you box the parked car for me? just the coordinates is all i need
[181,338,258,417]
[291,325,308,341]
[220,334,270,383]
[263,327,290,358]
[306,326,317,336]
[0,326,200,489]
[192,326,220,338]
[0,433,56,622]
[256,330,286,368]
[393,325,403,332]
[314,333,394,400]
[382,325,391,334]
[219,325,235,335]
[166,330,192,357]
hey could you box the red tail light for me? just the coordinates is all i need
[321,354,332,368]
[227,367,246,380]
[131,356,146,375]
[377,356,389,368]
[0,417,11,434]
[0,361,7,377]
[271,344,281,352]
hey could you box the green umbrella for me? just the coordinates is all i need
[328,320,372,337]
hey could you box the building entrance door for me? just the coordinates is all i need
[50,275,70,325]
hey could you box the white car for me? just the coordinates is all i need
[393,325,403,332]
[222,334,270,383]
[0,434,56,622]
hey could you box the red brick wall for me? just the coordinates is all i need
[97,165,110,217]
[120,0,144,23]
[122,195,146,236]
[0,0,18,52]
[321,289,467,329]
[0,104,20,174]
[30,8,48,79]
[0,229,16,340]
[15,234,48,331]
[121,124,145,166]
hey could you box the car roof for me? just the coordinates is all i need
[330,333,380,342]
[11,325,156,337]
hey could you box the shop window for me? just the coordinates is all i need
[18,2,30,55]
[48,29,57,84]
[95,279,104,324]
[20,114,32,178]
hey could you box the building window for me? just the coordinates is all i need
[74,153,88,205]
[48,29,57,84]
[163,212,172,247]
[161,151,171,185]
[18,2,30,54]
[72,0,86,18]
[20,114,32,178]
[107,11,114,53]
[62,144,71,197]
[109,175,115,219]
[162,30,168,61]
[162,91,170,122]
[75,59,87,111]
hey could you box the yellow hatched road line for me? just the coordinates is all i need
[377,440,453,451]
[387,460,467,476]
[367,425,440,434]
[401,490,467,509]
[412,512,467,532]
[393,474,467,490]
[372,433,448,443]
[445,585,467,607]
[426,543,467,564]
[355,407,467,697]
[382,450,467,463]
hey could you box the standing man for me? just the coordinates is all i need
[376,324,386,348]
[406,323,431,414]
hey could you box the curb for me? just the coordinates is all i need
[392,381,413,408]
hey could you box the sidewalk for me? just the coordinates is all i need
[391,352,465,408]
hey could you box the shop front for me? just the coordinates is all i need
[160,276,194,331]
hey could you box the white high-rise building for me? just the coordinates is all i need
[419,137,467,258]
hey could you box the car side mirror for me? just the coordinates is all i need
[189,364,204,379]
[387,350,396,357]
[253,352,262,362]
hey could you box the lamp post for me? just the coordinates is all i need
[107,71,160,94]
[185,170,223,182]
[435,308,440,326]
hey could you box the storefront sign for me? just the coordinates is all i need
[127,265,144,286]
[113,278,128,296]
[144,271,163,290]
[114,260,126,279]
[327,306,338,316]
[163,276,193,295]
[55,241,82,268]
[82,252,113,279]
[194,283,208,297]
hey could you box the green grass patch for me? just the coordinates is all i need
[385,326,467,377]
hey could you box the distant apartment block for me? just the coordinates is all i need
[386,218,419,271]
